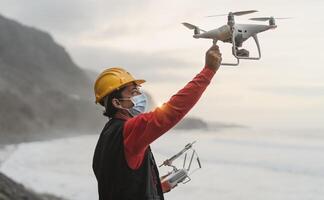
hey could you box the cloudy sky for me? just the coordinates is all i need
[0,0,323,132]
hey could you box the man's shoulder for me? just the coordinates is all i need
[100,118,126,137]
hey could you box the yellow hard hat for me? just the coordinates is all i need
[94,67,145,104]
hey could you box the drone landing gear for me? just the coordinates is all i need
[213,39,240,66]
[218,34,261,66]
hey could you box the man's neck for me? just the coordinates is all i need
[114,110,132,120]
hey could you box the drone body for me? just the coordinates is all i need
[183,10,282,66]
[192,24,275,45]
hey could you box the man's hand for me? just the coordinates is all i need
[160,173,177,193]
[205,44,222,72]
[161,179,173,193]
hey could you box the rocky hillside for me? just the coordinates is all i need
[0,172,66,200]
[0,14,104,143]
[175,117,208,130]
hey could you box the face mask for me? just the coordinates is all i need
[119,93,148,117]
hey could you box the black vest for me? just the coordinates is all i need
[93,118,164,200]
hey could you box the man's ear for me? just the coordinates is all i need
[112,98,122,109]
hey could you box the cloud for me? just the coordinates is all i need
[253,85,324,97]
[0,0,150,37]
[69,45,197,82]
[1,0,90,32]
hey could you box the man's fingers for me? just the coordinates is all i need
[207,49,221,57]
[205,44,222,71]
[208,45,221,55]
[209,44,219,51]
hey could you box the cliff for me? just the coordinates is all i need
[0,14,104,144]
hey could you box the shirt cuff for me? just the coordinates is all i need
[202,66,216,81]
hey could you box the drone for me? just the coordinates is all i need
[183,10,288,66]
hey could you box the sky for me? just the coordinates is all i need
[0,0,323,132]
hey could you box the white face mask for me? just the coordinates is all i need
[119,93,148,117]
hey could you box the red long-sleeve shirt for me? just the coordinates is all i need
[120,66,216,170]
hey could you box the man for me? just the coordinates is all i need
[92,45,222,200]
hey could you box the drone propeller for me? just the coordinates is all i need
[207,10,258,17]
[249,17,291,21]
[182,22,197,30]
[182,22,206,34]
[232,10,258,16]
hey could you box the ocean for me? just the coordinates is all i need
[0,128,323,200]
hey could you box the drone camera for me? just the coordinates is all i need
[236,49,250,57]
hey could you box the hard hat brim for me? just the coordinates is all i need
[118,79,146,89]
[95,79,146,104]
[133,79,146,86]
